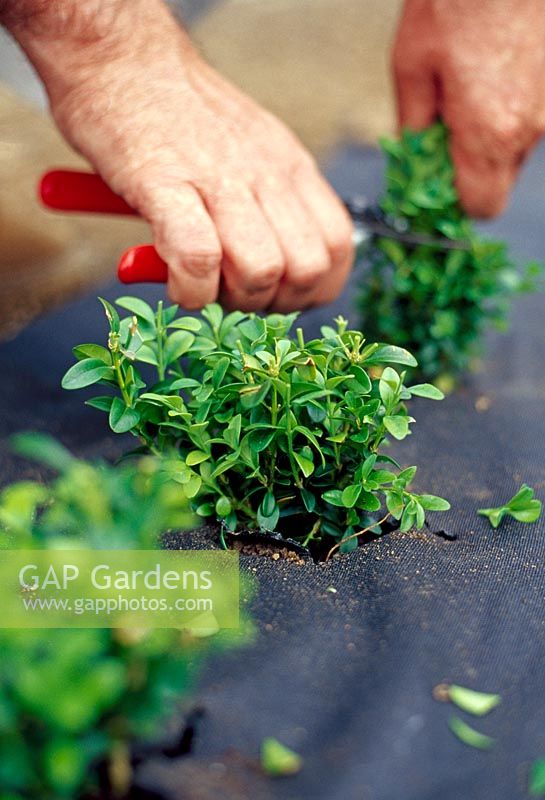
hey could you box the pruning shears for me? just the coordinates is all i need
[38,169,470,285]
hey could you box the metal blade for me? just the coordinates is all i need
[344,197,472,252]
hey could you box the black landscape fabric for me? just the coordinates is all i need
[1,143,545,800]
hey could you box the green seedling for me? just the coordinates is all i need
[358,123,540,388]
[261,738,302,777]
[2,433,194,548]
[478,484,542,529]
[0,438,244,800]
[63,298,450,552]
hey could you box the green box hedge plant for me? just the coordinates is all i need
[0,439,238,800]
[357,123,540,390]
[62,298,450,556]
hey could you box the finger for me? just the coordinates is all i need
[134,181,222,309]
[392,47,438,130]
[255,176,332,313]
[445,107,540,218]
[291,160,354,305]
[205,181,285,311]
[449,140,519,218]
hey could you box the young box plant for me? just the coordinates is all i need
[357,123,540,389]
[2,432,195,548]
[0,437,240,800]
[62,298,450,556]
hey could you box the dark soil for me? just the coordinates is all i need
[231,539,307,566]
[163,516,449,564]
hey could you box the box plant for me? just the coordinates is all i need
[0,439,239,800]
[1,433,194,549]
[62,298,450,555]
[357,122,540,389]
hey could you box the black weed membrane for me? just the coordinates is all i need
[2,143,545,800]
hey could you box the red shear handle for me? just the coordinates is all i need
[39,170,137,215]
[39,169,169,283]
[118,245,169,283]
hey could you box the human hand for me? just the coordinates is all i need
[10,0,353,311]
[392,0,545,217]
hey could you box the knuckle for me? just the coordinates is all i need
[290,152,319,181]
[132,170,194,213]
[247,260,284,291]
[181,248,222,278]
[289,259,330,291]
[204,176,248,205]
[484,114,529,157]
[328,231,355,268]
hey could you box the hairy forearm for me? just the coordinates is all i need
[0,0,130,39]
[0,0,194,104]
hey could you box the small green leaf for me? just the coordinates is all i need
[43,739,87,792]
[294,452,314,478]
[240,383,270,409]
[165,331,195,363]
[249,428,277,452]
[72,343,112,365]
[202,303,224,331]
[301,488,316,513]
[11,433,75,472]
[383,415,411,440]
[168,316,202,332]
[116,296,156,325]
[418,494,451,511]
[339,534,358,553]
[85,396,114,413]
[196,503,215,517]
[341,485,362,508]
[478,485,542,529]
[400,505,416,532]
[346,365,372,394]
[184,474,202,498]
[365,345,417,368]
[62,359,112,390]
[323,489,345,507]
[386,491,404,518]
[98,297,120,332]
[448,685,501,716]
[134,343,158,366]
[260,492,277,518]
[478,507,505,529]
[224,414,242,449]
[186,450,209,466]
[257,508,280,532]
[261,738,302,777]
[109,397,140,433]
[510,502,542,523]
[356,491,382,512]
[409,383,445,400]
[212,357,230,389]
[448,716,495,750]
[215,497,232,518]
[397,466,417,485]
